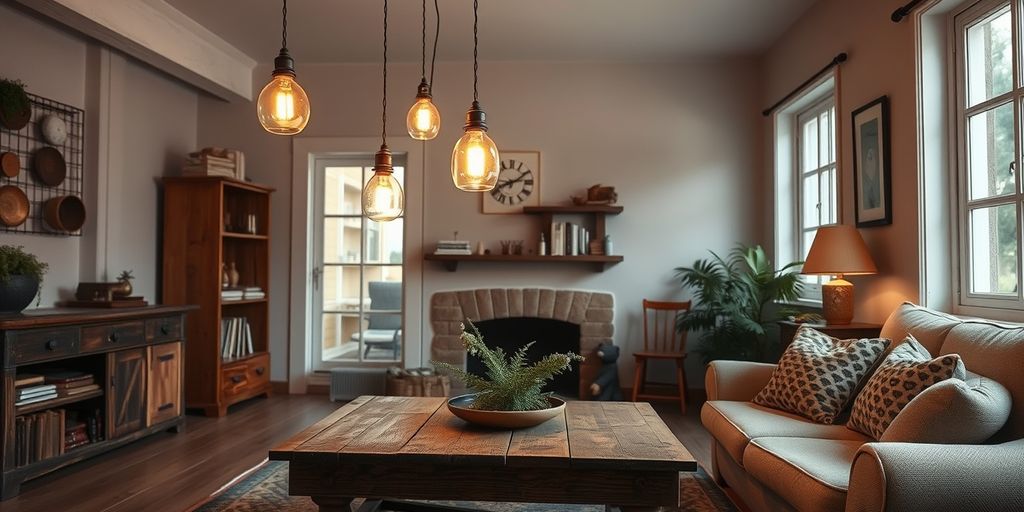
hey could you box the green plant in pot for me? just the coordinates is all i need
[434,321,583,428]
[0,245,48,312]
[0,78,31,130]
[675,244,802,363]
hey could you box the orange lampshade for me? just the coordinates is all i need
[802,225,877,276]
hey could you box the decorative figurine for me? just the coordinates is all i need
[112,270,134,298]
[589,342,623,401]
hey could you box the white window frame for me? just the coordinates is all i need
[952,0,1024,312]
[310,156,406,369]
[773,74,839,303]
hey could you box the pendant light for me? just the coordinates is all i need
[256,0,311,135]
[451,0,499,191]
[362,0,404,222]
[407,0,441,140]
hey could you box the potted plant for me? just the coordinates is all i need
[0,245,48,312]
[434,321,583,428]
[0,78,31,130]
[675,244,802,363]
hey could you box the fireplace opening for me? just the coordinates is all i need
[468,317,581,398]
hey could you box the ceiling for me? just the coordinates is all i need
[166,0,816,63]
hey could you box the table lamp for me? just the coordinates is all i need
[801,225,877,325]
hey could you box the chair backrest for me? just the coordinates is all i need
[367,281,402,330]
[642,299,691,354]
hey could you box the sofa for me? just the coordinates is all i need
[701,302,1024,512]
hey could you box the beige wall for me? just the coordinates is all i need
[0,3,197,305]
[197,59,762,383]
[760,0,921,322]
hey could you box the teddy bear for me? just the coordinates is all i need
[589,342,623,401]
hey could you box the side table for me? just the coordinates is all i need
[778,320,883,349]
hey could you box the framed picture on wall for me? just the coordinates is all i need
[482,150,541,214]
[852,96,892,227]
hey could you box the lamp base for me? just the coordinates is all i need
[822,278,854,325]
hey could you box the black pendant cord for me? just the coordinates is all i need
[420,0,427,81]
[892,0,927,22]
[430,0,439,93]
[761,52,846,117]
[473,0,479,102]
[281,0,288,50]
[382,0,388,146]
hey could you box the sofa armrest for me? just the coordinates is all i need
[704,360,777,401]
[846,440,1024,512]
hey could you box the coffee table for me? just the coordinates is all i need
[270,395,696,511]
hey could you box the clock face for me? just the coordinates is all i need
[490,158,535,205]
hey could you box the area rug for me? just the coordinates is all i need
[190,460,737,512]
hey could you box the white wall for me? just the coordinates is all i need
[0,3,197,304]
[197,58,761,386]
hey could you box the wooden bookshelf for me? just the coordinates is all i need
[162,177,273,417]
[425,204,624,272]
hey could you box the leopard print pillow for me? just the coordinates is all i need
[753,326,890,424]
[847,336,965,439]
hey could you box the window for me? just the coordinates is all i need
[312,157,405,368]
[954,0,1024,310]
[774,78,838,301]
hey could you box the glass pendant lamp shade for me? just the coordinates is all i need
[452,101,499,191]
[257,66,310,135]
[362,145,404,222]
[407,81,440,140]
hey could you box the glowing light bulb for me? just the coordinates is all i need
[257,73,310,135]
[362,172,404,221]
[407,97,441,140]
[451,128,499,191]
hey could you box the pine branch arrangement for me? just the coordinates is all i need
[433,321,584,412]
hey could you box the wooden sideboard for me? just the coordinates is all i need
[0,305,193,499]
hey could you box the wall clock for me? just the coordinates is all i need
[482,150,541,214]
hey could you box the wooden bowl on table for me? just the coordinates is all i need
[447,394,566,429]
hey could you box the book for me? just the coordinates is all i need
[17,384,57,397]
[42,370,93,385]
[15,374,44,387]
[53,378,96,390]
[58,384,101,397]
[15,392,58,407]
[433,249,472,255]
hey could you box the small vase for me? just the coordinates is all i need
[112,279,132,298]
[228,262,240,288]
[222,263,230,289]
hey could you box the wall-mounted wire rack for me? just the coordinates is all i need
[0,92,84,237]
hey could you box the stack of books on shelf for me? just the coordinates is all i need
[434,240,472,255]
[222,316,255,359]
[64,410,103,452]
[221,288,245,301]
[243,286,265,300]
[550,222,592,256]
[15,409,65,466]
[182,147,245,180]
[44,370,100,398]
[15,375,57,407]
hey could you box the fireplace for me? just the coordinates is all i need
[430,288,614,399]
[469,317,581,398]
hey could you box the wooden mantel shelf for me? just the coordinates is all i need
[424,254,623,272]
[522,205,623,214]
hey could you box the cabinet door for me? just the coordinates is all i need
[147,342,182,426]
[107,348,147,439]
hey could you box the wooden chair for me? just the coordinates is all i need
[631,299,691,413]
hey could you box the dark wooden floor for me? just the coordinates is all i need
[0,395,710,512]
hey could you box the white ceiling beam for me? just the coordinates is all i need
[14,0,256,102]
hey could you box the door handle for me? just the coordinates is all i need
[157,353,174,362]
[108,332,119,343]
[158,402,174,411]
[45,339,58,351]
[230,375,244,383]
[159,323,171,335]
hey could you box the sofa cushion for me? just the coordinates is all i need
[701,400,870,465]
[744,437,863,512]
[881,372,1012,444]
[880,302,960,356]
[941,321,1024,441]
[753,326,890,424]
[848,336,965,439]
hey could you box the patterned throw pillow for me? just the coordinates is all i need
[847,336,965,439]
[753,326,890,424]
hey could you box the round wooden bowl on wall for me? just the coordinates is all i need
[1,152,19,178]
[33,146,66,187]
[43,194,86,233]
[0,185,29,227]
[0,104,31,131]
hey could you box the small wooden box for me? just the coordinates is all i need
[385,368,451,397]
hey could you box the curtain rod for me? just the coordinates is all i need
[761,52,847,117]
[892,0,927,22]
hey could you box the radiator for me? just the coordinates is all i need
[329,367,387,402]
